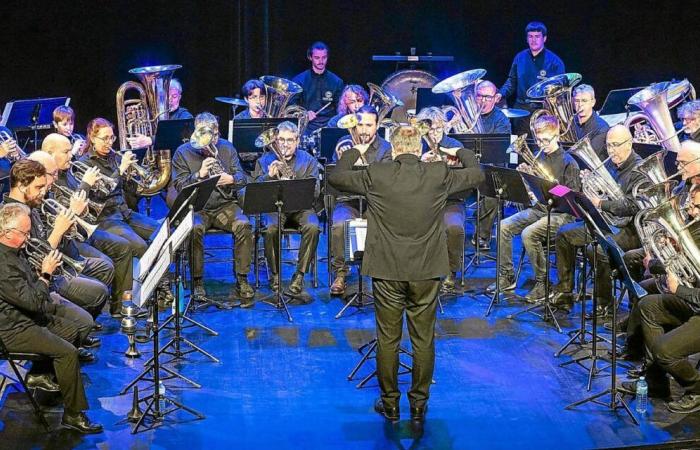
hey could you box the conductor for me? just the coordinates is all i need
[328,126,484,432]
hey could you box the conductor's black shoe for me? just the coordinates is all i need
[621,379,670,399]
[26,373,60,392]
[668,393,700,414]
[288,272,305,296]
[237,275,255,300]
[410,404,428,435]
[78,348,95,364]
[82,335,101,349]
[374,398,399,422]
[486,273,516,293]
[550,291,574,312]
[61,411,103,434]
[441,273,457,292]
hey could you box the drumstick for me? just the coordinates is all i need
[314,102,331,115]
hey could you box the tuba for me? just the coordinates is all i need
[116,64,180,196]
[432,69,486,134]
[0,130,26,161]
[255,128,295,180]
[631,151,682,205]
[260,76,304,117]
[25,238,85,280]
[569,137,630,227]
[367,82,404,125]
[527,73,581,143]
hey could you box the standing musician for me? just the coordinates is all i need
[42,133,135,317]
[552,125,645,312]
[252,121,321,297]
[327,125,484,432]
[572,84,610,158]
[487,115,580,302]
[678,100,700,143]
[52,106,86,156]
[234,79,267,120]
[327,85,369,128]
[499,21,565,135]
[0,203,102,434]
[171,112,255,305]
[292,41,345,133]
[416,107,470,293]
[329,105,391,295]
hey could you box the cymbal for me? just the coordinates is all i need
[215,96,248,106]
[500,108,530,118]
[432,69,487,94]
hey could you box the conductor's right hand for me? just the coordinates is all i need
[41,249,62,276]
[54,210,77,236]
[199,158,218,178]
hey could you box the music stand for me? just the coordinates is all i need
[230,118,287,163]
[318,128,349,162]
[335,219,373,319]
[153,119,194,151]
[479,166,531,316]
[242,178,316,322]
[1,96,70,151]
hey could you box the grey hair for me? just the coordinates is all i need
[678,100,700,119]
[170,78,183,93]
[0,203,30,232]
[416,107,446,124]
[573,84,595,98]
[276,120,299,135]
[195,112,219,133]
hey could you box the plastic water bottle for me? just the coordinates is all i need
[158,380,166,397]
[635,376,648,414]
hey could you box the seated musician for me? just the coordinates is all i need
[552,125,645,313]
[0,203,102,433]
[487,115,580,301]
[572,84,610,158]
[327,85,369,128]
[42,133,134,318]
[171,112,255,305]
[52,105,86,156]
[472,80,512,251]
[234,79,267,120]
[252,121,321,297]
[678,100,700,143]
[416,107,471,293]
[329,105,391,295]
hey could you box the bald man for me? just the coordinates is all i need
[551,125,646,313]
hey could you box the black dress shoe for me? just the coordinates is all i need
[92,322,103,332]
[668,393,700,414]
[82,335,101,349]
[26,373,60,392]
[61,411,103,434]
[410,405,428,435]
[550,291,574,312]
[374,398,399,422]
[78,348,96,363]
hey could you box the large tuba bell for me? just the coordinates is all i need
[116,64,180,196]
[569,137,630,227]
[432,69,486,134]
[367,82,404,125]
[260,76,304,118]
[631,151,682,205]
[527,73,581,143]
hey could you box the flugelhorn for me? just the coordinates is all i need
[70,160,118,196]
[255,128,295,180]
[41,198,98,241]
[25,237,85,280]
[1,130,26,162]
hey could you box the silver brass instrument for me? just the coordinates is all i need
[0,130,26,161]
[624,80,695,152]
[41,198,98,241]
[255,128,295,180]
[108,148,171,196]
[51,183,105,222]
[631,151,681,205]
[259,76,309,134]
[189,125,236,200]
[367,82,404,125]
[432,69,486,134]
[509,134,557,182]
[25,238,85,280]
[527,73,582,143]
[70,160,118,196]
[334,114,369,164]
[569,137,630,227]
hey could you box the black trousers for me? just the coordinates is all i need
[53,258,111,320]
[639,294,700,393]
[476,196,498,242]
[83,229,134,306]
[372,278,440,410]
[444,202,466,273]
[191,203,253,279]
[264,209,320,276]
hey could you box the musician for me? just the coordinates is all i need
[252,121,320,297]
[329,105,391,295]
[0,203,102,434]
[52,106,86,156]
[42,134,134,316]
[499,21,565,135]
[171,112,255,304]
[487,115,580,301]
[572,84,610,158]
[327,85,369,128]
[552,125,645,312]
[327,125,484,431]
[234,79,267,120]
[678,100,700,142]
[0,125,17,179]
[292,41,344,132]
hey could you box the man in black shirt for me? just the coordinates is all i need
[572,84,610,158]
[678,100,700,143]
[234,79,267,120]
[171,112,255,305]
[0,203,102,433]
[292,41,344,133]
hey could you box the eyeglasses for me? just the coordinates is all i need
[95,135,116,144]
[535,135,558,146]
[606,137,632,151]
[276,138,298,145]
[676,156,700,169]
[573,98,593,105]
[46,170,58,179]
[475,94,496,101]
[9,228,30,239]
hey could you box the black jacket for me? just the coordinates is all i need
[574,112,610,158]
[600,151,645,218]
[328,148,484,280]
[291,69,344,131]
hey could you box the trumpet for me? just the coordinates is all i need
[70,160,118,196]
[41,198,98,242]
[25,238,86,280]
[108,148,155,189]
[255,128,295,180]
[51,183,105,222]
[1,130,26,162]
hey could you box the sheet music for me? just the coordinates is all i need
[133,249,171,308]
[158,210,193,260]
[134,219,169,282]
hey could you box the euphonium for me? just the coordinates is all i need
[631,151,682,204]
[70,160,118,196]
[367,82,404,125]
[25,238,85,280]
[1,130,26,161]
[41,198,98,241]
[259,76,303,118]
[255,128,295,180]
[51,183,105,222]
[527,73,581,143]
[432,69,485,134]
[509,134,557,182]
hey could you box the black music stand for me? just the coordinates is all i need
[243,178,316,322]
[231,118,287,166]
[318,128,349,162]
[479,166,531,316]
[506,174,564,331]
[1,96,70,151]
[153,119,194,151]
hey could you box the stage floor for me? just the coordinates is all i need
[1,227,699,449]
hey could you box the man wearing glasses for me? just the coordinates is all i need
[551,125,645,313]
[487,115,580,302]
[572,84,610,158]
[678,101,700,143]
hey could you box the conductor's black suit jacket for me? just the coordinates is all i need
[328,148,484,281]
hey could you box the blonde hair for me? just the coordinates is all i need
[390,126,422,156]
[533,115,559,134]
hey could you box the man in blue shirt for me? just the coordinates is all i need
[499,22,565,135]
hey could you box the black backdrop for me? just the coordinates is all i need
[2,0,698,133]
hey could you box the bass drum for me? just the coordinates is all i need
[380,70,438,123]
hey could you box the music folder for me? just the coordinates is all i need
[154,118,195,151]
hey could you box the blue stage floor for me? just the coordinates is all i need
[1,210,699,449]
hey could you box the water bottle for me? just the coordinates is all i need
[635,376,648,414]
[158,380,166,397]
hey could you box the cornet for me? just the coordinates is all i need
[1,130,26,162]
[255,128,296,180]
[70,160,118,196]
[51,183,105,222]
[334,114,368,164]
[25,238,85,280]
[41,198,98,241]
